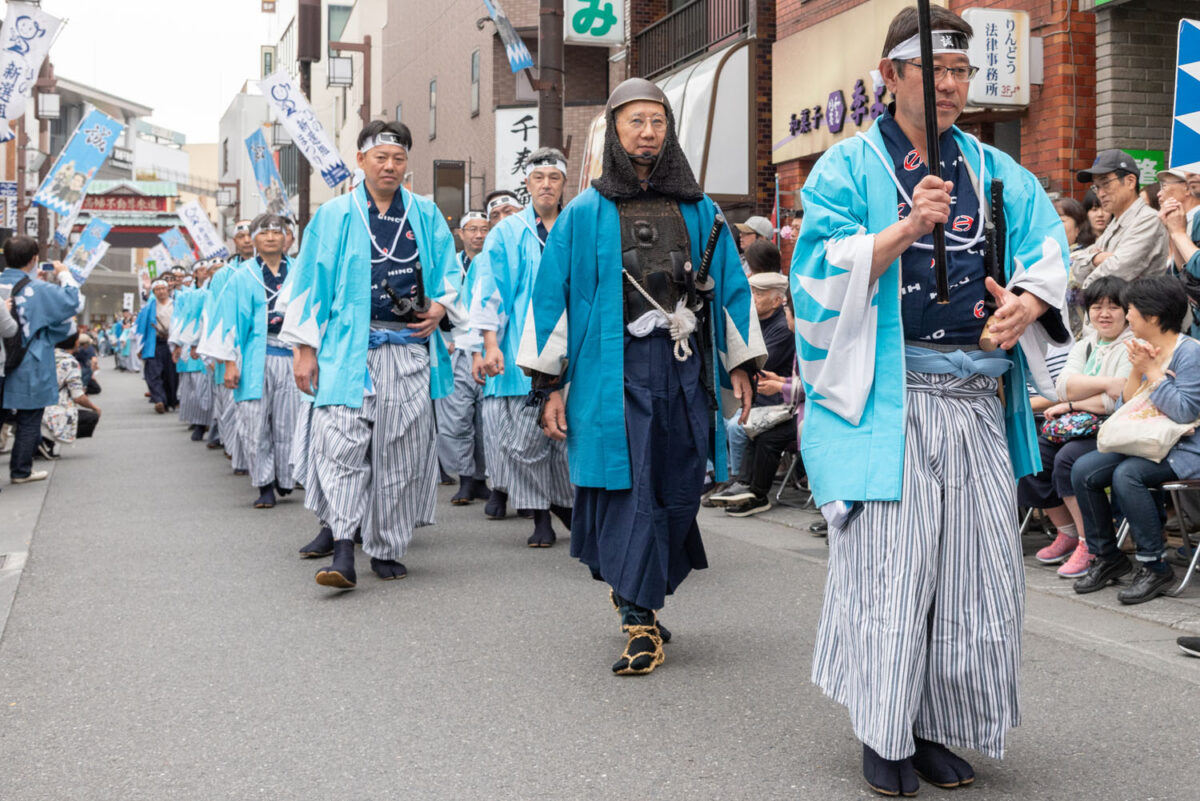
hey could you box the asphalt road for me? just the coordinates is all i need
[1,369,1199,800]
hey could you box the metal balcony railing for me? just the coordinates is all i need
[633,0,749,79]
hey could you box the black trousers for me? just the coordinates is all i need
[143,338,178,407]
[6,407,43,479]
[737,419,798,499]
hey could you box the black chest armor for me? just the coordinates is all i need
[618,194,693,322]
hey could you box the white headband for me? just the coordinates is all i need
[252,221,286,239]
[460,211,486,228]
[886,30,970,61]
[151,279,167,289]
[360,132,409,155]
[233,222,252,235]
[524,158,567,178]
[486,195,522,215]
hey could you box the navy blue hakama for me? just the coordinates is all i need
[570,331,710,611]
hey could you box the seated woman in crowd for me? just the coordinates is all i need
[40,331,101,459]
[1071,276,1200,604]
[1019,276,1133,577]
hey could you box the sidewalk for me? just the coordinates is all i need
[0,456,55,641]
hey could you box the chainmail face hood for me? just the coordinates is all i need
[592,81,703,202]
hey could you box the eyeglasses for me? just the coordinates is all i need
[902,60,980,83]
[1091,175,1124,193]
[618,115,668,132]
[461,225,488,235]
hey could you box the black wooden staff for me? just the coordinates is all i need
[917,0,950,305]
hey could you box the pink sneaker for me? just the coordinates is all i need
[1036,531,1079,565]
[1058,537,1093,578]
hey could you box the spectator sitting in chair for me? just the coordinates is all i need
[1071,276,1200,604]
[1018,276,1133,579]
[40,331,101,458]
[709,271,797,514]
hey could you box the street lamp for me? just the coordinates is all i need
[329,36,373,129]
[36,91,60,120]
[327,56,353,88]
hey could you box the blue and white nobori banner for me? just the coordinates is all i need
[177,200,230,259]
[0,3,62,143]
[159,226,194,266]
[1171,19,1200,172]
[146,244,170,279]
[65,218,112,284]
[52,197,84,248]
[245,128,292,218]
[258,71,351,188]
[33,109,124,217]
[483,0,534,73]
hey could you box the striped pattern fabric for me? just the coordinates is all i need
[481,395,572,510]
[304,342,436,561]
[812,371,1024,761]
[212,383,246,470]
[236,352,301,489]
[435,347,486,479]
[290,398,314,491]
[176,370,213,426]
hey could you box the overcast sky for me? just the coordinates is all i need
[6,0,284,144]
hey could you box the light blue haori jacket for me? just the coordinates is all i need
[467,206,549,398]
[134,295,169,360]
[791,119,1070,508]
[517,187,766,490]
[202,257,289,403]
[442,250,475,351]
[0,267,81,409]
[167,285,206,373]
[199,257,246,384]
[277,185,459,408]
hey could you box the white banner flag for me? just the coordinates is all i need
[147,243,171,277]
[0,3,62,142]
[258,70,351,188]
[177,200,229,259]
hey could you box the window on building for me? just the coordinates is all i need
[261,46,275,78]
[395,102,402,124]
[327,4,352,57]
[470,50,480,117]
[429,78,437,140]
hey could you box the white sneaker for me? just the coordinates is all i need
[11,470,49,484]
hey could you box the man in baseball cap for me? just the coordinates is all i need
[1071,149,1169,288]
[734,215,774,251]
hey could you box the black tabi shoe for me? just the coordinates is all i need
[370,558,408,580]
[315,540,357,589]
[484,490,508,520]
[254,485,276,509]
[450,476,477,505]
[233,468,248,475]
[299,525,334,558]
[863,744,920,797]
[1073,554,1132,594]
[471,479,492,501]
[912,736,974,789]
[526,510,556,548]
[517,509,534,519]
[608,589,671,643]
[550,503,572,530]
[438,467,456,486]
[190,426,207,442]
[206,439,223,450]
[353,527,363,545]
[1116,562,1176,605]
[612,624,665,676]
[274,479,293,497]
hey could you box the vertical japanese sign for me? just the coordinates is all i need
[259,70,351,188]
[245,128,291,217]
[33,109,124,217]
[158,226,194,266]
[494,107,538,205]
[964,9,1030,107]
[1170,19,1200,172]
[0,2,62,142]
[177,200,230,259]
[0,181,16,229]
[482,0,534,72]
[564,0,624,47]
[65,218,112,284]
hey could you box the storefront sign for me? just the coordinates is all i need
[564,0,624,47]
[0,181,16,229]
[1170,18,1200,173]
[772,0,936,163]
[83,194,168,212]
[1124,149,1165,184]
[495,106,538,206]
[963,9,1030,107]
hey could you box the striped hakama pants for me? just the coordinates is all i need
[811,372,1024,761]
[236,351,301,489]
[305,343,436,561]
[214,383,247,470]
[177,370,213,426]
[290,397,315,491]
[435,347,487,480]
[481,395,572,511]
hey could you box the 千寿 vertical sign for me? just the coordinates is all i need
[963,8,1029,107]
[564,0,624,47]
[495,107,539,205]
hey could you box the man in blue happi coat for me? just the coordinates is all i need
[279,120,459,590]
[0,235,82,484]
[518,79,765,675]
[792,7,1069,795]
[135,277,179,414]
[201,221,253,464]
[169,259,217,442]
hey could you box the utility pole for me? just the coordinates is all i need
[34,60,55,255]
[297,61,312,233]
[296,0,321,235]
[537,0,564,151]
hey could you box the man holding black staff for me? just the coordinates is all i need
[518,78,764,675]
[791,6,1069,795]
